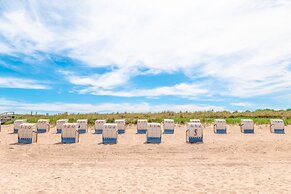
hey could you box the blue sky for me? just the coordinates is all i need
[0,0,291,113]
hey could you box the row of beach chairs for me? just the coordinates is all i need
[12,118,286,144]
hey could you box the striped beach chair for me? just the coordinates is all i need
[240,119,254,134]
[146,123,162,143]
[61,123,79,143]
[94,120,106,134]
[115,119,126,134]
[214,119,227,134]
[270,119,285,134]
[186,123,203,143]
[56,119,68,134]
[163,119,175,134]
[77,119,88,134]
[13,119,27,133]
[37,119,50,133]
[18,123,38,144]
[137,119,148,134]
[102,124,118,144]
[190,119,201,123]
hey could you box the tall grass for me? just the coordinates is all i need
[4,109,291,125]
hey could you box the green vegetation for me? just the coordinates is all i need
[4,109,291,125]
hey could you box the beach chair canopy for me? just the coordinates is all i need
[147,123,162,138]
[103,124,118,138]
[19,123,37,138]
[137,119,148,129]
[187,123,203,138]
[271,119,284,129]
[62,123,79,138]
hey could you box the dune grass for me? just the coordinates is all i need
[4,109,291,126]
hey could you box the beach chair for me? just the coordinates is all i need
[56,119,68,133]
[18,123,38,144]
[240,119,254,133]
[214,119,227,134]
[94,120,106,134]
[190,119,201,123]
[163,119,175,134]
[13,119,27,133]
[77,119,88,134]
[137,119,148,134]
[146,123,162,143]
[61,123,79,143]
[115,119,126,134]
[102,124,118,144]
[37,119,50,133]
[186,123,203,143]
[270,119,285,134]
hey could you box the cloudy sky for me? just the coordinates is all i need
[0,0,291,113]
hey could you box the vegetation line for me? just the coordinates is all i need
[4,109,291,125]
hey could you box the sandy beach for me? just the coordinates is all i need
[1,124,291,193]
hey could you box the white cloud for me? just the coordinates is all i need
[230,102,253,107]
[0,77,49,89]
[80,82,208,98]
[0,0,291,98]
[0,98,224,113]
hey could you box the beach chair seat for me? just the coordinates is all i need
[137,119,148,134]
[270,119,285,134]
[115,119,126,134]
[61,123,79,143]
[146,123,162,143]
[214,119,227,134]
[186,123,203,143]
[102,124,118,144]
[240,119,254,134]
[163,119,175,134]
[18,123,38,144]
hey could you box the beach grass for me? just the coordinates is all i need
[4,109,291,125]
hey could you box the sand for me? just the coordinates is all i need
[0,124,291,194]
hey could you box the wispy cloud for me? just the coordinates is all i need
[230,102,253,107]
[0,77,49,89]
[79,82,208,98]
[0,98,224,113]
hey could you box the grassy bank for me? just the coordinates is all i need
[4,109,291,125]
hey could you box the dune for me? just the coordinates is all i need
[0,124,291,193]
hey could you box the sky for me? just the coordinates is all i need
[0,0,291,114]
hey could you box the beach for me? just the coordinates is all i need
[1,124,291,193]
